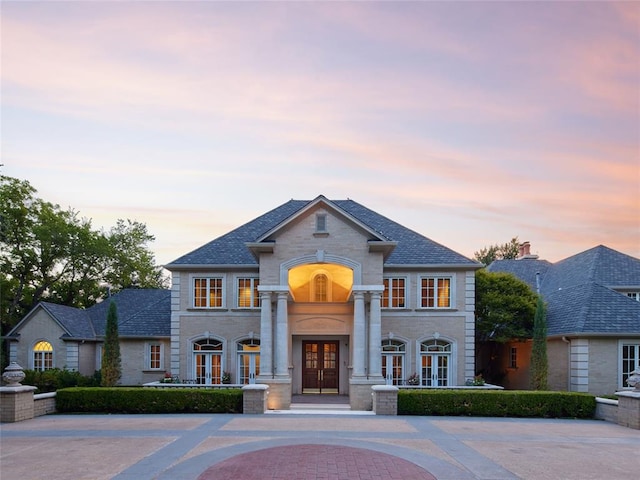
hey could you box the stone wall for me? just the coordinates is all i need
[34,392,57,417]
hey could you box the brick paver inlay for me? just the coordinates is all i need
[197,444,437,480]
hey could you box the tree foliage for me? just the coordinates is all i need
[101,301,121,386]
[475,269,538,343]
[474,237,521,266]
[530,296,549,390]
[0,175,168,335]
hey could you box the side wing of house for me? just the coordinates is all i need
[5,304,97,374]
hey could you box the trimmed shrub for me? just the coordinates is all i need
[22,369,101,393]
[56,387,243,414]
[398,390,596,418]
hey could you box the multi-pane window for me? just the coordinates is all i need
[146,343,163,370]
[382,278,406,308]
[33,340,53,371]
[381,339,405,385]
[315,274,328,302]
[420,339,451,386]
[621,343,640,389]
[237,278,260,308]
[509,346,518,369]
[625,292,640,302]
[237,339,260,385]
[420,277,451,308]
[193,277,223,308]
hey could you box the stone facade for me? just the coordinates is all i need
[166,196,480,410]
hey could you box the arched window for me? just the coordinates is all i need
[192,338,223,385]
[381,339,405,385]
[33,340,53,371]
[237,338,260,385]
[420,339,452,386]
[314,274,328,302]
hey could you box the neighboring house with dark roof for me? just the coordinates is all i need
[487,243,640,396]
[6,195,481,409]
[5,289,171,385]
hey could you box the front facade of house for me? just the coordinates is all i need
[165,196,480,409]
[488,244,640,396]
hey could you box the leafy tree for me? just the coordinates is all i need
[530,296,549,390]
[0,175,168,335]
[475,269,538,384]
[475,269,538,343]
[474,237,520,265]
[101,301,121,386]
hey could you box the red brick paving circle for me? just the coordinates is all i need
[197,444,437,480]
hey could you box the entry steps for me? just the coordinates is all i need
[266,403,374,415]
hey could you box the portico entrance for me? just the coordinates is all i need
[302,341,339,394]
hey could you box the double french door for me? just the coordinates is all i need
[194,352,222,385]
[421,354,449,386]
[302,341,339,394]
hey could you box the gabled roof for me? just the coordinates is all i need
[7,289,171,341]
[167,196,479,268]
[487,245,640,336]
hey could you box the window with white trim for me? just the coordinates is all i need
[381,339,405,385]
[420,277,452,308]
[382,278,406,308]
[33,340,54,371]
[315,213,327,232]
[420,339,451,386]
[625,292,640,302]
[237,278,260,308]
[621,342,640,389]
[193,277,223,308]
[145,342,164,370]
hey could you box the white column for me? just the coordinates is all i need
[368,291,383,379]
[275,291,289,377]
[259,291,273,377]
[352,291,366,377]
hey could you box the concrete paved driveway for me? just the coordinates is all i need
[1,413,639,479]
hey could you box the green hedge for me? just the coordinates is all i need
[23,369,101,393]
[56,387,243,414]
[398,390,596,418]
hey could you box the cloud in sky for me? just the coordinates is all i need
[2,1,638,264]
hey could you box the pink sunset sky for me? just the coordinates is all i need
[2,1,638,265]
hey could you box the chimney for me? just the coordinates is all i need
[517,241,538,260]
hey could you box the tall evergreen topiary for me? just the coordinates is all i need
[530,295,548,390]
[101,301,121,386]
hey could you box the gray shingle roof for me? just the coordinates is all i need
[487,245,640,336]
[14,289,171,340]
[167,197,478,267]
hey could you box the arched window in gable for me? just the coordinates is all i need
[33,340,54,371]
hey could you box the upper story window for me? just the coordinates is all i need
[625,292,640,302]
[33,340,53,371]
[315,213,327,233]
[420,276,452,308]
[237,278,260,308]
[382,277,406,308]
[314,274,328,302]
[193,277,223,308]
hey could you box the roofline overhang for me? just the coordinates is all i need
[246,241,275,260]
[256,196,391,243]
[548,332,640,339]
[164,263,259,271]
[383,263,483,270]
[367,240,398,260]
[94,335,171,340]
